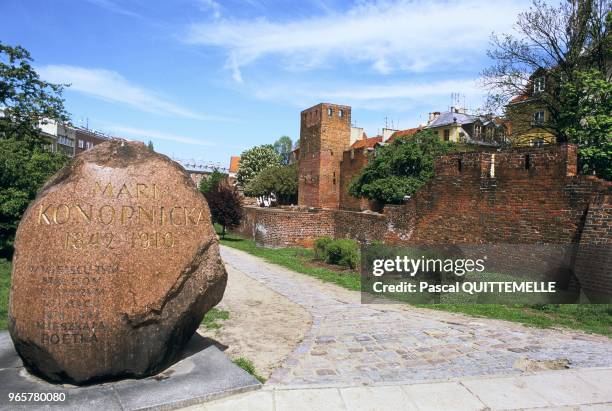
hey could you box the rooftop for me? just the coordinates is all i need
[426,111,478,128]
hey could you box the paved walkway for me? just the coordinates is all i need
[185,367,612,410]
[220,246,612,388]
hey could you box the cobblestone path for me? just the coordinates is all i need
[220,246,612,387]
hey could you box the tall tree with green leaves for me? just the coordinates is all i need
[243,163,298,205]
[559,69,611,179]
[198,169,228,195]
[147,140,154,151]
[1,43,69,144]
[482,0,610,143]
[235,144,281,187]
[273,136,293,165]
[349,131,456,204]
[0,43,70,257]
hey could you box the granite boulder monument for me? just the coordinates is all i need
[8,140,227,384]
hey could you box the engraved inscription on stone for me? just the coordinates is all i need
[9,140,227,384]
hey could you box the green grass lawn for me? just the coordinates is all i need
[219,229,361,291]
[218,229,612,337]
[0,259,10,330]
[201,307,229,330]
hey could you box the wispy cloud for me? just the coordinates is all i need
[198,0,222,19]
[84,0,143,19]
[249,77,485,111]
[38,65,230,121]
[185,0,528,82]
[259,79,482,101]
[108,125,215,146]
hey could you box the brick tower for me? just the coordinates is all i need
[298,103,351,209]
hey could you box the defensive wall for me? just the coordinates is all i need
[236,144,611,300]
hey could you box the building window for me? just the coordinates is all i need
[58,135,74,147]
[327,107,333,117]
[78,139,84,149]
[485,127,494,140]
[474,125,482,139]
[533,110,545,125]
[533,76,545,93]
[443,129,450,141]
[339,109,344,118]
[533,137,545,147]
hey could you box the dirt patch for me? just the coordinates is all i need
[198,264,311,379]
[513,358,570,372]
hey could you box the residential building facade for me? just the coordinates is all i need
[38,121,110,157]
[505,69,557,146]
[425,107,507,146]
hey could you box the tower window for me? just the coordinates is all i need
[525,154,531,170]
[533,76,545,93]
[339,109,344,118]
[533,110,545,125]
[327,107,333,117]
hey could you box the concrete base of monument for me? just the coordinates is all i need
[0,331,262,410]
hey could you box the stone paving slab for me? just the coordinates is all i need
[0,332,261,411]
[221,246,612,388]
[183,368,612,411]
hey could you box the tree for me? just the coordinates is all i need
[349,131,456,204]
[482,0,610,141]
[559,69,611,179]
[0,139,69,256]
[1,43,69,144]
[198,169,228,195]
[147,140,154,151]
[273,136,293,165]
[243,163,298,205]
[204,180,243,239]
[235,144,281,187]
[0,43,70,257]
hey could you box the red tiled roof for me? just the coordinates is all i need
[387,127,421,142]
[509,94,530,104]
[229,156,240,173]
[351,136,382,149]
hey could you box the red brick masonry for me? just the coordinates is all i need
[237,145,611,298]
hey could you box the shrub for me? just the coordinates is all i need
[314,236,333,261]
[314,237,360,269]
[204,180,243,238]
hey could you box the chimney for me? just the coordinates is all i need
[382,128,397,142]
[428,112,441,124]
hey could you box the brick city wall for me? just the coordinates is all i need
[236,207,335,248]
[238,145,611,297]
[573,194,612,300]
[339,147,373,211]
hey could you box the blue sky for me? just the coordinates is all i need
[1,0,530,167]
